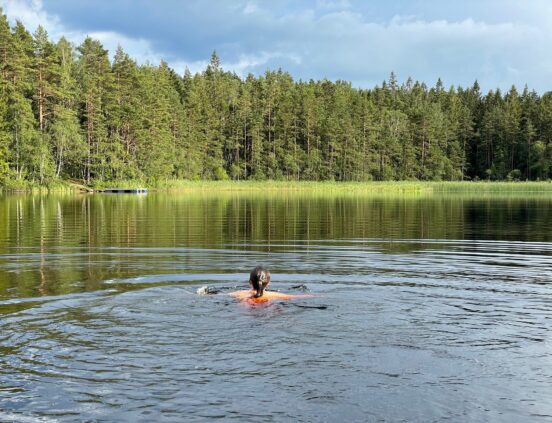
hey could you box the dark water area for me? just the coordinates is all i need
[0,192,551,422]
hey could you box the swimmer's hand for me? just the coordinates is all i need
[196,286,220,295]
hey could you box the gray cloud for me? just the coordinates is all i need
[2,0,552,92]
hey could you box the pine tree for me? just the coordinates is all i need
[134,63,180,181]
[31,25,58,183]
[202,50,228,179]
[108,45,140,179]
[77,37,112,182]
[50,37,86,179]
[0,10,12,181]
[8,21,38,181]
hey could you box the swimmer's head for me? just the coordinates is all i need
[249,266,270,298]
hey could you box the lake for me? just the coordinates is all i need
[0,191,551,422]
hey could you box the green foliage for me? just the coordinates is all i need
[1,14,552,185]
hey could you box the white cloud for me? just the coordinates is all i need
[2,0,552,91]
[87,31,163,64]
[316,0,352,11]
[242,2,258,15]
[228,51,302,75]
[3,0,56,33]
[1,0,177,68]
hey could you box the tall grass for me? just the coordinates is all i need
[106,179,552,194]
[430,181,552,193]
[157,180,431,193]
[1,179,76,193]
[3,179,552,194]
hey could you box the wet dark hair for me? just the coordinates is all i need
[250,266,270,298]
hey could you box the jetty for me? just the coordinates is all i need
[98,188,148,194]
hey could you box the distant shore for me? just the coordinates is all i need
[2,179,552,194]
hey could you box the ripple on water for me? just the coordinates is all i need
[0,238,552,421]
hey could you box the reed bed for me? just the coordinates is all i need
[3,179,552,194]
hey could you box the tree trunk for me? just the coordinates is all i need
[56,145,64,178]
[38,70,44,131]
[86,98,93,183]
[243,121,247,178]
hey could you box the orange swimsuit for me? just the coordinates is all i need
[229,290,309,303]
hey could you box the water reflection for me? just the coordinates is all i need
[3,193,552,247]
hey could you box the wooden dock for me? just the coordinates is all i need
[99,188,148,194]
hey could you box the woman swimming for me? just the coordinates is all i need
[228,266,311,304]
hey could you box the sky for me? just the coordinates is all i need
[2,0,552,92]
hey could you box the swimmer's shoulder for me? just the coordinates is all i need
[228,289,312,302]
[228,290,255,300]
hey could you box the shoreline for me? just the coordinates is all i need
[2,179,552,194]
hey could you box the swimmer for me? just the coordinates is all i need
[196,266,318,304]
[229,266,312,304]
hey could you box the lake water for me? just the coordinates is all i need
[0,192,551,422]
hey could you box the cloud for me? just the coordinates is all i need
[1,0,202,74]
[2,0,552,91]
[2,0,53,29]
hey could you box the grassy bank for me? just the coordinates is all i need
[430,181,552,193]
[3,179,552,194]
[1,179,78,193]
[91,179,552,193]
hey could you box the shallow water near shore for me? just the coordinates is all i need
[0,192,551,422]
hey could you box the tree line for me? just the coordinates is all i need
[1,12,552,185]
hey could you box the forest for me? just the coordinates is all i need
[1,10,552,185]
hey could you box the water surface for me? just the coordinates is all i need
[1,192,551,422]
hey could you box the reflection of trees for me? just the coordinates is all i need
[0,192,551,298]
[2,193,552,250]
